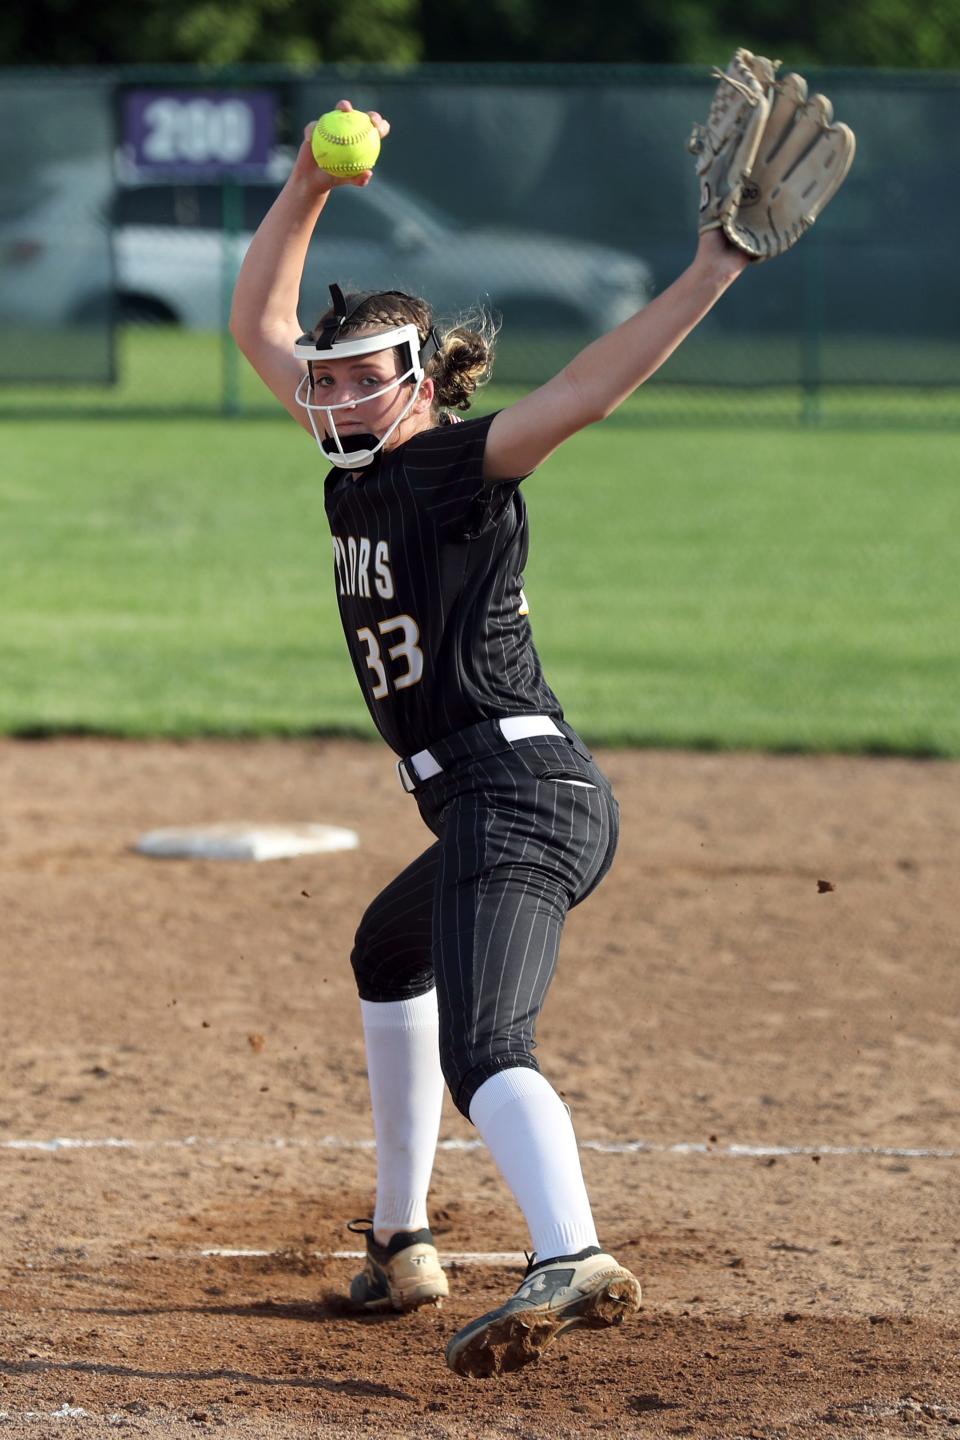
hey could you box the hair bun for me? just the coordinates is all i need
[432,310,498,411]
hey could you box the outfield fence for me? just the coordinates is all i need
[1,64,959,425]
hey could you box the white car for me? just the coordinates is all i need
[2,155,652,340]
[109,169,652,335]
[0,158,115,330]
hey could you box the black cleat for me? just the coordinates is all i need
[445,1245,641,1378]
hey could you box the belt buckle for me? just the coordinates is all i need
[396,759,417,793]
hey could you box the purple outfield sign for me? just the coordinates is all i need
[122,89,277,177]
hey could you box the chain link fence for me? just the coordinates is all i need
[1,64,958,425]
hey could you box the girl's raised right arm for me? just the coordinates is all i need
[229,102,389,432]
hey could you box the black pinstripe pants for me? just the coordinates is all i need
[350,722,619,1118]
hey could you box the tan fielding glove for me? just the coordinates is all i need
[690,50,857,261]
[688,49,778,237]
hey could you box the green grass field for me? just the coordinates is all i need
[2,332,958,753]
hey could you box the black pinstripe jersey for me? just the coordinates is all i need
[322,411,563,757]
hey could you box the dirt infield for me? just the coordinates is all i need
[1,738,957,1438]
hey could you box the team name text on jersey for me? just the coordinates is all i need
[332,536,395,600]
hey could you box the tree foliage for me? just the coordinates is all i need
[0,0,423,67]
[417,0,960,68]
[1,0,957,67]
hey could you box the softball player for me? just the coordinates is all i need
[231,100,749,1378]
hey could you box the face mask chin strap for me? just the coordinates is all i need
[294,285,441,469]
[295,369,419,468]
[294,360,429,469]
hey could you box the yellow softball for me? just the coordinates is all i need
[311,109,381,177]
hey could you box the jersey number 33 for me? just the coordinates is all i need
[356,615,424,699]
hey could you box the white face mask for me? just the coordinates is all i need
[293,323,436,469]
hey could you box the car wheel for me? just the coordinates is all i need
[117,294,179,326]
[70,293,180,326]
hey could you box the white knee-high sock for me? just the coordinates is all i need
[469,1067,600,1260]
[360,991,445,1240]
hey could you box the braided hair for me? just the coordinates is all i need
[310,289,497,413]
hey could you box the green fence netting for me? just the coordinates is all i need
[0,74,116,383]
[1,65,958,422]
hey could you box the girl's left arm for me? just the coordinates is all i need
[482,230,749,482]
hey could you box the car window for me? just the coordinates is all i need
[371,180,457,235]
[115,185,226,229]
[242,188,278,229]
[241,183,385,241]
[114,180,395,242]
[315,187,388,241]
[115,186,172,226]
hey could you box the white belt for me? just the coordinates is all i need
[397,715,563,793]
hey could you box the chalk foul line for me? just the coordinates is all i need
[199,1247,525,1264]
[0,1136,955,1159]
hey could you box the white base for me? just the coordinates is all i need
[135,822,359,862]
